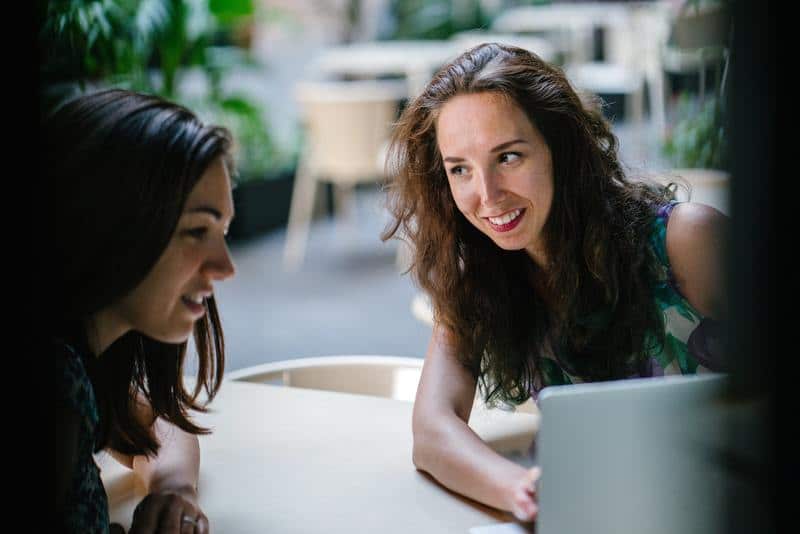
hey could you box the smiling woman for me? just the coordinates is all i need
[50,89,237,534]
[382,42,729,522]
[437,91,555,266]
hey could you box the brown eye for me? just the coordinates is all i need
[185,227,208,240]
[500,152,521,164]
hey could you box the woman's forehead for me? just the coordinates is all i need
[436,93,536,151]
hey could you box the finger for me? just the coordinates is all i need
[527,466,542,482]
[180,517,198,534]
[512,498,539,522]
[154,496,189,533]
[195,514,209,534]
[129,496,162,534]
[526,466,542,496]
[178,503,204,534]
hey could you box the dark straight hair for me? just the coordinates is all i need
[47,88,233,456]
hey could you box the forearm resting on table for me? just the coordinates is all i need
[109,418,200,494]
[413,413,529,512]
[133,418,200,494]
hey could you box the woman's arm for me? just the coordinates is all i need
[413,324,540,521]
[131,416,201,499]
[108,397,208,533]
[666,202,729,321]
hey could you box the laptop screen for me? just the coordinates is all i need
[535,374,730,534]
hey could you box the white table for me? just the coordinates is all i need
[99,380,539,533]
[312,40,458,96]
[492,2,670,64]
[312,36,556,97]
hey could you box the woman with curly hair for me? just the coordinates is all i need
[382,43,728,522]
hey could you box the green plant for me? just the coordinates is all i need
[39,0,290,180]
[39,0,211,98]
[385,0,492,40]
[663,93,726,169]
[187,92,296,181]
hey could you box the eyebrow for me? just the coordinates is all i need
[443,139,528,163]
[185,206,234,221]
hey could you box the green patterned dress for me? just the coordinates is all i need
[532,201,725,398]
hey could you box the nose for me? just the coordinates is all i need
[476,167,505,206]
[204,239,237,281]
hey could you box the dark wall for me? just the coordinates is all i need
[726,0,778,532]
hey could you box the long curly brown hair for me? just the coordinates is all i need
[382,43,675,404]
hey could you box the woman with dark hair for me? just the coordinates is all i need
[52,89,236,533]
[382,43,728,522]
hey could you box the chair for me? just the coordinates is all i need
[493,3,671,147]
[226,355,424,402]
[564,4,671,140]
[226,354,539,414]
[662,168,730,215]
[282,79,407,271]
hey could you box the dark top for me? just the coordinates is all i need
[56,338,110,534]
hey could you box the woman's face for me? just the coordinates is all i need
[109,156,236,344]
[436,91,554,265]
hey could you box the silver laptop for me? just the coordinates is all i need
[535,373,731,534]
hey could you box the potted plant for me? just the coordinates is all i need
[659,0,731,214]
[386,0,492,40]
[662,91,729,214]
[206,97,298,242]
[39,0,298,239]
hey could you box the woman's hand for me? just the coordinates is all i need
[129,484,209,534]
[507,466,541,522]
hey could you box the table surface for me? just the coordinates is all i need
[312,37,556,97]
[313,40,459,78]
[99,380,539,533]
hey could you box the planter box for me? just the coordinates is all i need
[228,169,295,242]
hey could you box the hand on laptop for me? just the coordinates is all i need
[509,466,541,522]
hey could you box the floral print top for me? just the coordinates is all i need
[532,201,725,398]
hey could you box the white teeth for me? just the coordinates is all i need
[488,209,522,226]
[184,295,203,304]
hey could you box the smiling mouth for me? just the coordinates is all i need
[181,294,209,317]
[484,208,525,232]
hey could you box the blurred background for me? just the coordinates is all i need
[38,0,732,372]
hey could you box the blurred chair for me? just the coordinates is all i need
[564,4,671,140]
[225,355,424,401]
[227,354,540,414]
[663,168,730,215]
[662,2,730,105]
[283,79,407,271]
[493,3,670,144]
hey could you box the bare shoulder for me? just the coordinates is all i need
[665,202,729,318]
[667,202,728,241]
[666,202,728,251]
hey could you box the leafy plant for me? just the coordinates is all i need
[663,93,726,169]
[39,0,291,181]
[385,0,492,40]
